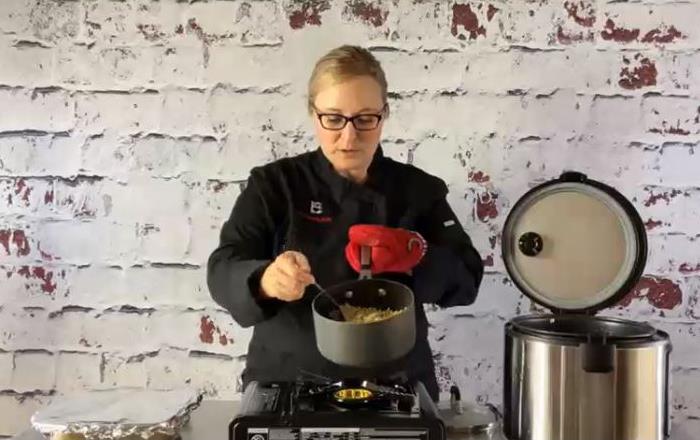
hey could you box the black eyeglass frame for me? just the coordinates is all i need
[313,104,388,131]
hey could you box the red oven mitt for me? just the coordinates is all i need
[345,224,427,274]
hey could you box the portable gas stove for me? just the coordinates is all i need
[230,377,445,440]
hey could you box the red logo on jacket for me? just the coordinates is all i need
[299,200,332,223]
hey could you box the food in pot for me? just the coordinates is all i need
[339,304,406,323]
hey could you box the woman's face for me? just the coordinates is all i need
[312,75,386,183]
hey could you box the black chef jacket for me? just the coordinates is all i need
[207,146,483,400]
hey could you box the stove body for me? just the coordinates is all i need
[230,379,446,440]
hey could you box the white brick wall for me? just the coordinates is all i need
[0,0,699,437]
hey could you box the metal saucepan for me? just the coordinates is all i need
[437,385,501,438]
[312,246,416,368]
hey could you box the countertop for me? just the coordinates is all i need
[12,399,506,440]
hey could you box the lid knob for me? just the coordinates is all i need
[518,232,543,257]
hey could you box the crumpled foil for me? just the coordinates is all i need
[31,389,203,439]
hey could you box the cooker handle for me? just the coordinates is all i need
[559,171,587,182]
[449,385,463,414]
[581,333,615,373]
[663,344,672,438]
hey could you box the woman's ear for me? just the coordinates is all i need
[384,103,390,119]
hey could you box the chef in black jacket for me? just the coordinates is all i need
[207,45,483,401]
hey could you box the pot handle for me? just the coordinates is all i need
[581,333,615,373]
[449,385,464,415]
[359,245,372,280]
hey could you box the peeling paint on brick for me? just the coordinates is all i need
[180,19,236,67]
[483,255,494,267]
[557,26,593,44]
[288,0,330,29]
[669,125,691,135]
[564,1,595,28]
[150,262,200,269]
[649,121,691,136]
[126,351,159,363]
[138,224,160,236]
[619,55,657,90]
[208,180,227,193]
[48,306,93,319]
[618,275,682,310]
[344,1,388,27]
[644,188,682,207]
[642,276,683,310]
[602,19,640,43]
[0,230,10,255]
[489,235,498,249]
[0,230,31,257]
[641,25,685,44]
[16,266,57,295]
[476,191,498,222]
[105,305,155,315]
[98,353,106,383]
[679,263,700,274]
[199,316,216,344]
[199,315,232,346]
[44,188,54,205]
[645,219,663,230]
[54,306,94,318]
[137,24,165,42]
[187,18,211,66]
[601,18,685,46]
[0,390,55,401]
[236,2,253,22]
[219,334,230,346]
[468,170,490,183]
[14,178,32,204]
[667,125,690,135]
[189,350,234,361]
[486,4,498,22]
[451,4,485,40]
[188,18,205,36]
[38,245,55,261]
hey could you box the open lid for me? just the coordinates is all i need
[501,172,647,314]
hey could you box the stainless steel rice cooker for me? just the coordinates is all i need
[501,172,672,440]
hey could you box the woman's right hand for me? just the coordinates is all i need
[259,251,315,301]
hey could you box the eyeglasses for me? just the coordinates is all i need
[314,105,386,131]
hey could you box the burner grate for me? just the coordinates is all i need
[294,378,417,413]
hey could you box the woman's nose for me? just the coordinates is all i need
[340,122,359,142]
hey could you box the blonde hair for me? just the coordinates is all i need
[307,45,388,114]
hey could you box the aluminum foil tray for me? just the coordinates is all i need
[31,389,202,439]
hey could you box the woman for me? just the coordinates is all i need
[207,45,483,400]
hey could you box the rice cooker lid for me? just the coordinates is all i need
[502,172,647,314]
